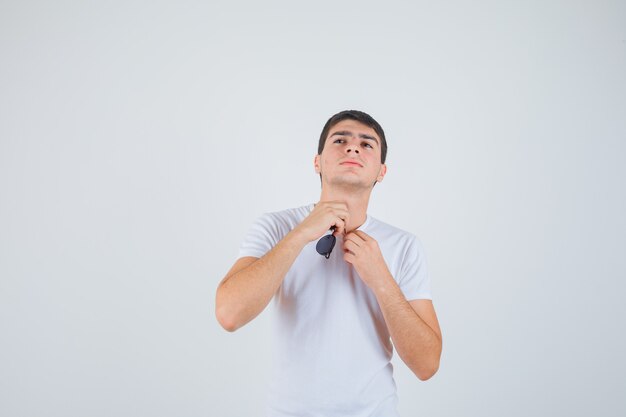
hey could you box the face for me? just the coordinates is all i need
[314,119,387,190]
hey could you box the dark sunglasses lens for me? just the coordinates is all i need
[316,234,336,259]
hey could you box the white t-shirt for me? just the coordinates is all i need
[238,204,432,417]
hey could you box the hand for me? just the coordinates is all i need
[292,201,349,242]
[343,230,392,290]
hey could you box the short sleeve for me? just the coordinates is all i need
[397,235,432,301]
[237,213,282,259]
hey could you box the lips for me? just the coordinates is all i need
[340,160,363,167]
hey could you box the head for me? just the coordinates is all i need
[317,110,387,164]
[314,110,388,191]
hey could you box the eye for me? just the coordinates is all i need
[362,142,373,149]
[334,138,345,144]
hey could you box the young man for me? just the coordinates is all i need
[216,110,442,416]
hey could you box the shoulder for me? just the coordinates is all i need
[265,204,313,220]
[366,215,428,257]
[240,204,313,250]
[257,204,313,230]
[366,215,418,243]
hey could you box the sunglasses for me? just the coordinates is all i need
[316,227,337,259]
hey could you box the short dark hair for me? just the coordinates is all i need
[317,110,387,163]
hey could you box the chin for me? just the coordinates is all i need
[329,177,370,190]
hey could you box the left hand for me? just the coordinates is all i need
[343,230,392,290]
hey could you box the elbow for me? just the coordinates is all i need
[215,305,240,332]
[416,366,438,381]
[415,338,442,381]
[414,360,440,381]
[215,292,242,332]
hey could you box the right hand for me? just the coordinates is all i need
[292,201,349,242]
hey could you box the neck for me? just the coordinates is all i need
[318,186,371,232]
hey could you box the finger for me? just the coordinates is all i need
[324,203,350,220]
[333,218,346,236]
[343,234,362,247]
[343,240,360,254]
[343,251,355,264]
[334,216,349,233]
[320,206,348,227]
[352,230,370,240]
[331,208,349,222]
[345,231,365,244]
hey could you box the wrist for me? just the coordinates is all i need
[286,227,311,248]
[371,272,400,299]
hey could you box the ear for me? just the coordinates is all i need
[376,163,387,183]
[314,154,321,174]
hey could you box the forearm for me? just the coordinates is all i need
[216,229,308,331]
[373,279,442,380]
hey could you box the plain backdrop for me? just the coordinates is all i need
[1,1,625,416]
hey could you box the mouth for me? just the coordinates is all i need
[340,160,363,167]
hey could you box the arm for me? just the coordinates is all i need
[215,230,309,332]
[343,231,442,380]
[373,283,442,380]
[215,202,350,332]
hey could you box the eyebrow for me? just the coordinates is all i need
[330,130,379,145]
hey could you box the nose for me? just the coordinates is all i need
[346,143,359,154]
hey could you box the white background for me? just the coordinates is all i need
[1,1,625,416]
